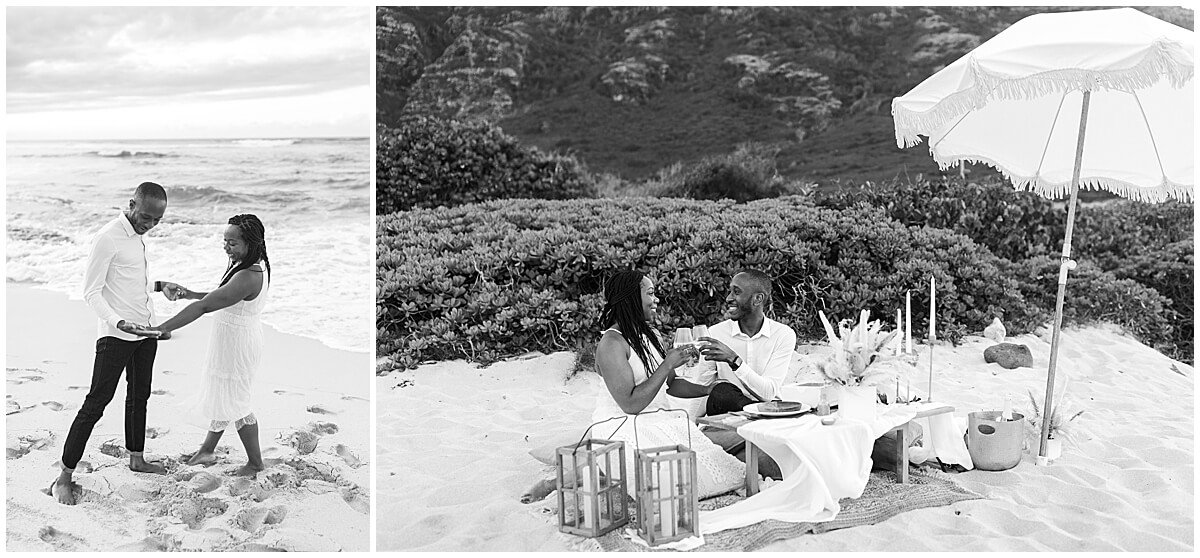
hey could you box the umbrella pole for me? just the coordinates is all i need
[1038,91,1091,466]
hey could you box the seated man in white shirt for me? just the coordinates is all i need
[697,269,798,416]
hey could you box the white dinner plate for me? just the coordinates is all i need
[743,401,809,418]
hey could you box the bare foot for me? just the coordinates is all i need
[520,478,558,504]
[185,451,218,466]
[234,463,264,477]
[129,455,167,474]
[52,479,77,505]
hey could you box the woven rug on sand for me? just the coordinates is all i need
[594,467,983,552]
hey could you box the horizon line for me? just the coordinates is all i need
[7,135,369,143]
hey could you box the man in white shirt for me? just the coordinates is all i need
[54,182,176,505]
[699,269,797,416]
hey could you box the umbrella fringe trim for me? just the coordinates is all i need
[932,153,1194,203]
[893,38,1194,148]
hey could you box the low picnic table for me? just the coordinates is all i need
[699,403,956,496]
[696,401,971,535]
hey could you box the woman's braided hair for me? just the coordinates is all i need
[598,270,663,373]
[220,214,271,287]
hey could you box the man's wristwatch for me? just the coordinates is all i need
[730,355,743,370]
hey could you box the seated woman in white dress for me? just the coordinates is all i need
[590,270,747,499]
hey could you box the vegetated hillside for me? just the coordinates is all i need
[377,5,1194,187]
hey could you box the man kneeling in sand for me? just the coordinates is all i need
[54,182,179,505]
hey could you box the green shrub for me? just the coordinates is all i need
[818,179,1193,363]
[1071,200,1193,362]
[643,143,813,202]
[375,117,596,213]
[377,197,1041,370]
[815,177,1064,262]
[1000,256,1176,355]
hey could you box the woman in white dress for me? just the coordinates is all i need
[592,270,745,499]
[136,214,271,477]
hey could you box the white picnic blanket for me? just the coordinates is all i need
[698,402,972,534]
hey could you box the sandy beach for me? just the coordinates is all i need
[5,283,371,552]
[377,322,1193,551]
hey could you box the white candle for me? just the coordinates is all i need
[905,291,913,354]
[895,308,903,356]
[929,277,936,342]
[581,463,594,529]
[656,465,675,538]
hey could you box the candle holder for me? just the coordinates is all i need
[632,410,700,546]
[556,427,629,538]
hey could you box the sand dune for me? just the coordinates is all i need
[5,283,371,552]
[377,323,1193,552]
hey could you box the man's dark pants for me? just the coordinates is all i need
[705,381,756,417]
[61,337,157,470]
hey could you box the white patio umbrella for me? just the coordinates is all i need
[892,8,1193,465]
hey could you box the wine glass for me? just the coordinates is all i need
[674,328,696,366]
[691,324,710,361]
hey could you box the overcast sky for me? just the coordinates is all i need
[6,6,371,140]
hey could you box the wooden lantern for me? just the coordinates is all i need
[633,444,700,546]
[556,438,629,537]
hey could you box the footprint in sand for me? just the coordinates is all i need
[7,443,30,460]
[146,427,169,439]
[333,444,363,468]
[66,385,87,391]
[114,537,169,552]
[286,458,339,484]
[225,476,278,503]
[41,401,66,411]
[9,430,56,459]
[116,480,161,503]
[38,526,88,551]
[278,430,320,454]
[307,421,339,435]
[187,471,223,494]
[234,504,288,532]
[151,389,169,396]
[7,400,23,415]
[165,496,230,529]
[255,529,342,552]
[161,369,177,375]
[306,404,337,415]
[340,486,371,515]
[99,439,127,459]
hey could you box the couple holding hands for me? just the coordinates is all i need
[592,269,798,498]
[54,182,272,505]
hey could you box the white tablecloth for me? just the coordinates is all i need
[698,402,972,534]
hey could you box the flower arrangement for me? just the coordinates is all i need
[1026,377,1085,441]
[814,309,902,387]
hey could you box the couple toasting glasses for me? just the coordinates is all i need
[53,182,272,505]
[592,269,797,498]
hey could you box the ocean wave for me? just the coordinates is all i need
[232,139,300,147]
[87,150,175,159]
[168,185,255,205]
[332,197,371,211]
[6,226,75,243]
[321,176,369,189]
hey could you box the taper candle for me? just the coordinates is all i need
[905,291,913,354]
[929,277,936,342]
[895,308,902,356]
